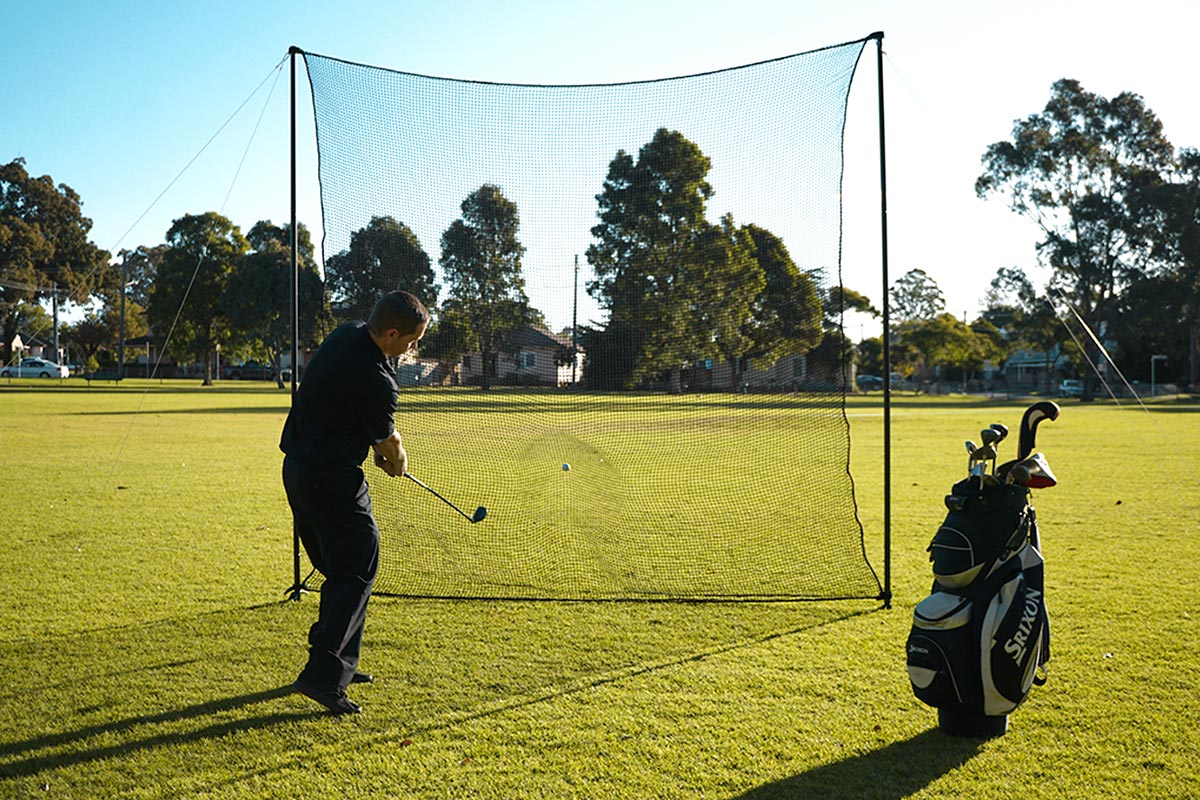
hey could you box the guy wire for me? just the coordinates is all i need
[1049,287,1199,489]
[109,55,288,477]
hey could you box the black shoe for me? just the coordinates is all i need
[351,672,373,684]
[293,680,362,715]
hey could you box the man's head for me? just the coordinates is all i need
[368,291,430,358]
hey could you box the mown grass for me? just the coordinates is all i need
[1,379,1198,799]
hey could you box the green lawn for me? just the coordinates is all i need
[1,380,1197,798]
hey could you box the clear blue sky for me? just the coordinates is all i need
[5,0,1199,334]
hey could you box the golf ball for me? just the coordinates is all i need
[562,463,571,471]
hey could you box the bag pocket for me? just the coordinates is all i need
[980,560,1048,715]
[907,592,975,709]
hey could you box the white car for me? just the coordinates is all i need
[1058,378,1083,397]
[0,357,70,378]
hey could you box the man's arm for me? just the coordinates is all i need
[371,431,408,477]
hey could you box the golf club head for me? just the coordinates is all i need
[472,506,488,523]
[980,428,1001,447]
[965,440,978,455]
[1018,401,1061,460]
[1019,452,1057,488]
[1008,464,1032,485]
[990,423,1009,441]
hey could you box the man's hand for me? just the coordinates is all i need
[372,432,407,477]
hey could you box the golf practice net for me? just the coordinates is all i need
[295,36,884,600]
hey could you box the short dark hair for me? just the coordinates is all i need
[368,291,430,336]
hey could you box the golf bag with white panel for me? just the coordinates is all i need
[906,403,1058,737]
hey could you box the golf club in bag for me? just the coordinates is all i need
[906,401,1060,738]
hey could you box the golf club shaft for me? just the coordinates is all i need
[405,473,475,522]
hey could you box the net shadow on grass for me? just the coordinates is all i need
[365,603,878,748]
[732,729,982,800]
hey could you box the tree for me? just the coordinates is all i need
[901,313,993,384]
[976,79,1175,400]
[1136,148,1200,388]
[325,215,437,324]
[740,224,822,377]
[225,221,329,387]
[588,128,753,390]
[0,159,110,362]
[148,212,247,384]
[698,215,765,386]
[981,266,1061,392]
[440,184,532,389]
[890,268,945,322]
[64,311,112,367]
[113,244,165,309]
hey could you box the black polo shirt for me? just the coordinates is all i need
[280,321,398,468]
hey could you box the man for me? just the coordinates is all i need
[280,290,429,714]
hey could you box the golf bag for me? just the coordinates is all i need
[906,474,1050,736]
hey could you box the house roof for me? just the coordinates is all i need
[506,325,573,350]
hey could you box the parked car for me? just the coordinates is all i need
[223,361,277,381]
[856,374,884,391]
[1058,378,1083,397]
[0,357,70,378]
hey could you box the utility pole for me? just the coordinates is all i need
[51,282,59,365]
[572,254,578,386]
[118,259,126,380]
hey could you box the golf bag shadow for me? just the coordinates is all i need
[906,474,1050,738]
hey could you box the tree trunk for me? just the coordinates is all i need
[1080,338,1099,402]
[2,312,16,365]
[1190,318,1198,392]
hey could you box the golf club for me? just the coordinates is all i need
[1006,463,1032,486]
[980,429,1001,474]
[989,423,1009,469]
[1016,452,1057,488]
[966,440,977,474]
[1017,401,1061,460]
[405,473,487,523]
[973,444,997,475]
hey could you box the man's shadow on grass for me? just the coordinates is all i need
[732,728,981,800]
[0,686,315,779]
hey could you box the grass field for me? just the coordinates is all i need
[1,380,1198,799]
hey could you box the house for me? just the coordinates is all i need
[1003,347,1068,391]
[690,353,810,390]
[459,325,582,387]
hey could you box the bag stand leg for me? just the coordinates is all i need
[938,708,1009,738]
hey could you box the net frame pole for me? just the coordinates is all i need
[871,31,893,609]
[288,45,303,602]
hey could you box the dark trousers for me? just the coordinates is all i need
[282,457,379,693]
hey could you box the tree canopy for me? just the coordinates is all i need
[977,79,1175,398]
[439,184,532,389]
[224,221,329,386]
[586,129,788,389]
[0,158,109,362]
[325,215,437,324]
[889,268,945,322]
[148,212,247,384]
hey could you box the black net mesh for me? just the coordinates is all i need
[300,39,882,600]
